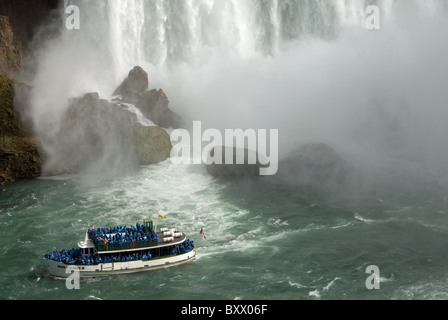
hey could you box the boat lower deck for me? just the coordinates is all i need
[46,249,196,278]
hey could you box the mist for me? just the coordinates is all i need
[21,0,448,183]
[158,12,448,165]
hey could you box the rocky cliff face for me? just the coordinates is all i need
[0,75,41,183]
[0,1,58,182]
[0,16,22,76]
[0,0,59,76]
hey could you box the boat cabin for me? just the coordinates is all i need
[78,231,97,257]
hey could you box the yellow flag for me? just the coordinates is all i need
[158,214,165,219]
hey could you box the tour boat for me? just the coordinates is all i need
[44,219,196,278]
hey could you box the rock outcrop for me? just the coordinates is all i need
[52,92,134,174]
[137,89,184,129]
[113,66,149,99]
[115,66,184,129]
[48,90,173,175]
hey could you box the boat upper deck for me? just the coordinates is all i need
[94,233,187,254]
[87,221,186,254]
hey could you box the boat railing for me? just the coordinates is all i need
[94,239,159,252]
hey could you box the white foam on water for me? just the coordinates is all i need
[307,277,342,299]
[392,277,448,300]
[323,277,342,291]
[354,212,374,223]
[75,160,254,263]
[308,289,321,299]
[288,280,308,289]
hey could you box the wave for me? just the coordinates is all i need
[354,212,374,223]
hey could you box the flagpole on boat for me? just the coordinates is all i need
[200,228,207,240]
[155,214,165,233]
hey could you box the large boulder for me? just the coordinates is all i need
[129,126,172,165]
[48,92,135,174]
[278,143,347,186]
[46,91,172,175]
[283,143,341,168]
[113,66,184,129]
[206,146,266,177]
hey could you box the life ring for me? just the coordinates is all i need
[130,241,136,249]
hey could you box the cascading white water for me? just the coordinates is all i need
[39,0,446,93]
[27,0,448,172]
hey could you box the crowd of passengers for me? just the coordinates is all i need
[45,239,195,266]
[88,223,159,248]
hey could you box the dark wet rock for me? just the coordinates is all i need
[0,0,59,76]
[129,126,172,165]
[113,66,149,99]
[278,143,347,186]
[206,146,266,177]
[137,89,184,129]
[46,91,172,175]
[113,66,184,129]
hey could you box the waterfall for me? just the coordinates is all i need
[57,0,446,66]
[33,0,448,91]
[30,0,446,96]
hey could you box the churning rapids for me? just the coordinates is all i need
[2,0,448,300]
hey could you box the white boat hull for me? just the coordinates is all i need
[46,250,196,278]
